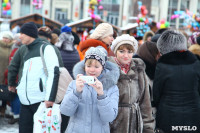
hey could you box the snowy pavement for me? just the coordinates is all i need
[0,117,19,133]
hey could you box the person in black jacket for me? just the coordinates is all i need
[153,30,200,133]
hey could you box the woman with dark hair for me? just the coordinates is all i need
[134,41,160,100]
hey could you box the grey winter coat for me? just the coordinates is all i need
[60,60,120,133]
[109,57,155,133]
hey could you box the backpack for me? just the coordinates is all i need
[40,44,73,103]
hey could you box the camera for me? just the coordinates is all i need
[80,76,95,84]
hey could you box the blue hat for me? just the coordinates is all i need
[61,26,71,33]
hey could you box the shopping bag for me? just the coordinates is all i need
[33,102,61,133]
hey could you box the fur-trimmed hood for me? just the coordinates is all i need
[73,60,120,90]
[143,30,155,42]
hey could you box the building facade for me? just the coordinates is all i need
[0,0,199,29]
[151,0,199,29]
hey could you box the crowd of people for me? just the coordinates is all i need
[0,21,200,133]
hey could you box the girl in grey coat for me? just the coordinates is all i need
[60,46,120,133]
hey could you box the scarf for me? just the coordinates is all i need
[114,57,130,74]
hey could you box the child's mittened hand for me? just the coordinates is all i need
[76,74,85,93]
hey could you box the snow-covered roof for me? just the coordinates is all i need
[66,17,120,30]
[66,17,91,27]
[120,23,138,31]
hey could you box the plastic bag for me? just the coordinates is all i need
[33,102,61,133]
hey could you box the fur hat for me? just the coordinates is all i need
[157,30,187,55]
[111,34,138,54]
[143,30,155,42]
[2,33,13,40]
[90,23,113,40]
[85,46,107,67]
[20,22,38,38]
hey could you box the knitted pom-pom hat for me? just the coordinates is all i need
[85,46,107,67]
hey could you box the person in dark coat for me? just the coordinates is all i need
[55,26,80,78]
[133,41,160,118]
[153,30,200,133]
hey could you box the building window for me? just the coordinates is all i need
[99,0,120,26]
[101,0,119,4]
[32,6,42,14]
[106,13,118,25]
[55,8,68,24]
[198,0,200,13]
[167,0,190,28]
[20,0,31,16]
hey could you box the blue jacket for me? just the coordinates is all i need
[60,61,120,133]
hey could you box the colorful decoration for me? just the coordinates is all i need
[2,0,11,16]
[156,19,170,29]
[170,9,200,31]
[32,0,43,9]
[88,0,103,23]
[135,1,151,37]
[136,24,150,37]
[136,1,149,25]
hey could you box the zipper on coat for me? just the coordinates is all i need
[25,60,31,105]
